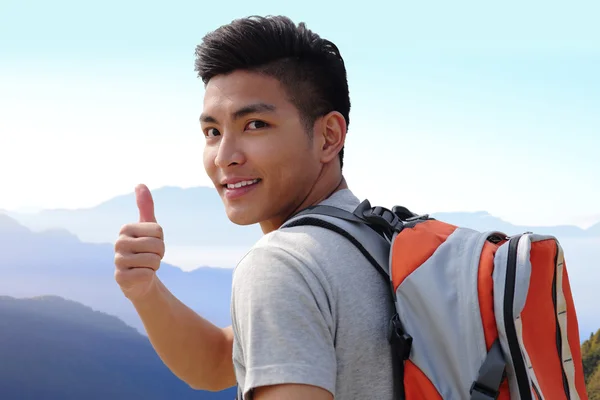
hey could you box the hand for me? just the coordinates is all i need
[114,184,165,301]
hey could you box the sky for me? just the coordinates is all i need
[1,0,599,227]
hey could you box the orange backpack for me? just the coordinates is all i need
[284,199,588,399]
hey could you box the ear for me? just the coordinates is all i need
[316,111,347,164]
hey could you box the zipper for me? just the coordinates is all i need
[503,234,533,400]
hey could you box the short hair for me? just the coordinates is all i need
[194,15,350,169]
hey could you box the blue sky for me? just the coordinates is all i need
[1,0,598,226]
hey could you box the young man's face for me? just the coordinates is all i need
[201,70,323,230]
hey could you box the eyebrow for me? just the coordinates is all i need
[199,102,277,124]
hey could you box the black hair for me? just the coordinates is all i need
[194,15,350,168]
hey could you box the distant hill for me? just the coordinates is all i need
[431,210,600,238]
[582,328,600,399]
[4,186,599,250]
[0,295,236,400]
[0,214,233,334]
[0,187,597,342]
[3,186,262,247]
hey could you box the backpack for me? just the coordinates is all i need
[281,199,588,400]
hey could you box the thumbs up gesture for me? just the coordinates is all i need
[114,184,166,301]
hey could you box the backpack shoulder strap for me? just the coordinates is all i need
[281,202,392,281]
[282,200,425,400]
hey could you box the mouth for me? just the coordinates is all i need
[221,179,262,200]
[223,178,262,190]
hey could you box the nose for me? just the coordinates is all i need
[214,134,245,168]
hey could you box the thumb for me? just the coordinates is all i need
[135,184,157,223]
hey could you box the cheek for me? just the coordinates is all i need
[202,145,217,178]
[265,137,319,179]
[243,136,289,169]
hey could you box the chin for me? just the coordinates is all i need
[218,184,270,226]
[224,207,262,226]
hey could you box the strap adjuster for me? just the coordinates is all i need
[469,381,499,400]
[388,314,412,360]
[355,200,404,233]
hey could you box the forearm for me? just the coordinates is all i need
[130,277,236,391]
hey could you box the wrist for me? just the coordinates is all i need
[128,274,163,307]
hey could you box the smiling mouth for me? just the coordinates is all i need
[223,179,262,190]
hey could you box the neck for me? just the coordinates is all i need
[259,174,348,234]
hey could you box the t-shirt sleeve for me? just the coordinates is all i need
[231,244,337,398]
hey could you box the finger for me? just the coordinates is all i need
[114,252,162,272]
[115,236,165,258]
[119,223,164,240]
[135,184,157,223]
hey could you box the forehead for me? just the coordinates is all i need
[202,70,291,115]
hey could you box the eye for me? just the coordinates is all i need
[205,128,220,137]
[245,120,269,130]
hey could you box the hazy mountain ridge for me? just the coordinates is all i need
[3,187,599,251]
[3,186,263,246]
[0,295,236,400]
[0,186,596,341]
[431,210,600,238]
[0,294,596,398]
[0,214,233,333]
[0,294,137,338]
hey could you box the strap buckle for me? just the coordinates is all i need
[355,200,404,233]
[388,314,412,361]
[469,381,499,400]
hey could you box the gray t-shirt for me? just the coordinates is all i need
[230,189,395,399]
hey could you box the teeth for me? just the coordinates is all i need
[227,179,259,189]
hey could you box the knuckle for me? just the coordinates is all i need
[147,253,161,270]
[114,253,126,268]
[114,268,132,286]
[114,236,128,253]
[114,267,125,280]
[139,236,157,252]
[119,223,133,236]
[144,236,165,256]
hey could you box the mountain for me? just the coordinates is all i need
[4,186,263,247]
[0,295,236,399]
[431,210,600,238]
[0,213,233,333]
[4,186,599,250]
[0,187,597,341]
[582,328,600,399]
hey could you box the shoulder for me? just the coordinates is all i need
[235,188,363,274]
[233,222,358,286]
[229,224,342,398]
[231,188,367,316]
[232,225,336,291]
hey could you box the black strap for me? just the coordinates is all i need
[288,200,423,240]
[292,204,367,224]
[283,215,409,400]
[470,339,506,400]
[389,313,412,400]
[284,217,390,282]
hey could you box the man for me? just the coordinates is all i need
[114,15,394,399]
